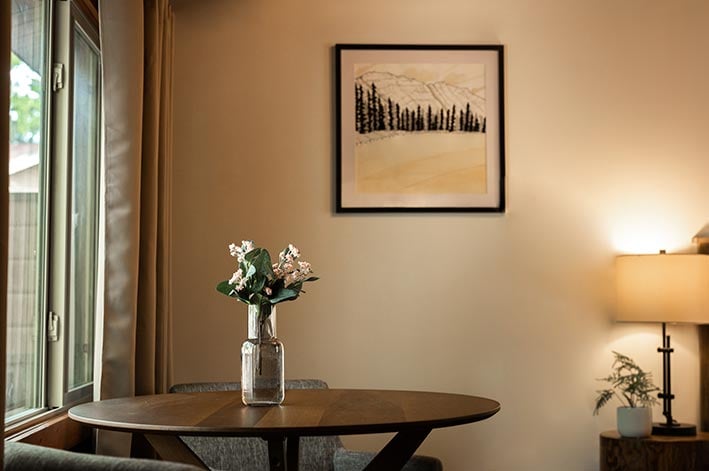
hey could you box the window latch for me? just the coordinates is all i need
[52,63,64,92]
[48,311,59,342]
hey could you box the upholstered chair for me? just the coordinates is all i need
[4,441,203,471]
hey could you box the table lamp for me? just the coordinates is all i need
[615,252,709,436]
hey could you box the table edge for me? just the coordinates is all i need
[69,389,501,437]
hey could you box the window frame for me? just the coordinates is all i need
[5,0,101,432]
[47,0,101,410]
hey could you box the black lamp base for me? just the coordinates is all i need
[652,422,697,436]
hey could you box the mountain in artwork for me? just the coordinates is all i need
[355,71,485,117]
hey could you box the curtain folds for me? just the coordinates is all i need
[97,0,174,456]
[2,0,12,465]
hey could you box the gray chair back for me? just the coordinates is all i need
[169,379,342,471]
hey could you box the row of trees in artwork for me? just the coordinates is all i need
[355,82,486,135]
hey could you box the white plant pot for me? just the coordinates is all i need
[617,406,652,438]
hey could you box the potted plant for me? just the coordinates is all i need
[593,351,659,438]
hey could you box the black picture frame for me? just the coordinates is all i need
[335,44,505,213]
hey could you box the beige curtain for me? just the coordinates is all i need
[1,0,11,465]
[97,0,174,456]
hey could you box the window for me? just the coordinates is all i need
[67,14,101,396]
[6,0,101,425]
[7,0,50,422]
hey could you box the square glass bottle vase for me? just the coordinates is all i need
[241,304,284,406]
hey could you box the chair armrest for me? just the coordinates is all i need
[333,447,443,471]
[4,442,203,471]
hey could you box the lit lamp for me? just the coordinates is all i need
[615,252,709,436]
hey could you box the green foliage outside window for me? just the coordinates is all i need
[10,53,42,144]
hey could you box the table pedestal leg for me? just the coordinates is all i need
[144,434,209,470]
[364,429,431,471]
[286,436,299,469]
[265,436,300,471]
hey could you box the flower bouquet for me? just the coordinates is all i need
[217,240,318,317]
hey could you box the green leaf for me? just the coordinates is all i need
[246,273,266,294]
[245,248,274,279]
[269,287,300,304]
[593,389,614,415]
[271,278,286,291]
[216,280,250,304]
[216,280,234,296]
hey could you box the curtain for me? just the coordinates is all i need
[97,0,174,457]
[1,0,12,466]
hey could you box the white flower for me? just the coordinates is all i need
[279,244,301,264]
[298,261,312,274]
[285,273,297,287]
[279,250,291,264]
[264,287,272,295]
[230,240,256,263]
[241,240,255,253]
[229,269,242,285]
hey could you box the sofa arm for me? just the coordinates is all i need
[333,447,443,471]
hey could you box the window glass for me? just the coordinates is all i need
[6,0,47,420]
[68,26,100,391]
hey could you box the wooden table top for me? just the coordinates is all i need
[69,389,500,437]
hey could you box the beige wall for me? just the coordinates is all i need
[170,0,709,469]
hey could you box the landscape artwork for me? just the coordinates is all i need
[354,63,487,195]
[336,45,505,212]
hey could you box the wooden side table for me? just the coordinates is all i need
[600,431,709,471]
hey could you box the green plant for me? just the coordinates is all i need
[593,351,660,415]
[216,241,318,315]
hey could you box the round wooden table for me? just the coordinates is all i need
[69,388,500,470]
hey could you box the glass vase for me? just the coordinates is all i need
[241,303,284,406]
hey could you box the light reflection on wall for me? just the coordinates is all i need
[603,182,699,255]
[606,324,662,371]
[611,220,691,255]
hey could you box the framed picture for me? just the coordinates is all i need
[335,44,505,212]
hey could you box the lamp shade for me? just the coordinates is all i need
[615,254,709,324]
